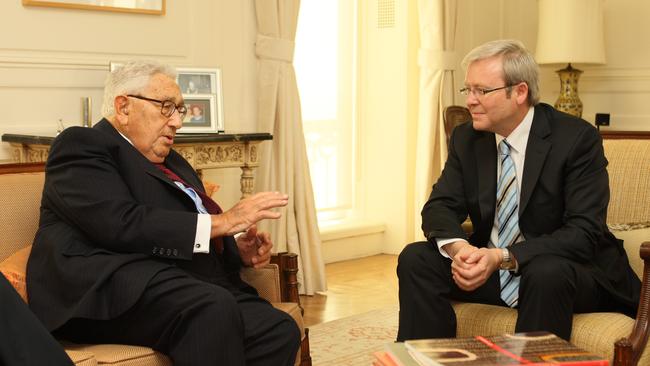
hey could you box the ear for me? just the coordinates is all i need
[114,95,130,125]
[514,82,529,105]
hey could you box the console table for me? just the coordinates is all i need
[1,132,273,198]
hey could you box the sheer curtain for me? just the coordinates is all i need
[254,0,327,295]
[413,0,459,240]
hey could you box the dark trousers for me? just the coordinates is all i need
[0,275,73,366]
[55,267,301,366]
[397,241,613,341]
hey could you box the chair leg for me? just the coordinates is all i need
[299,328,312,366]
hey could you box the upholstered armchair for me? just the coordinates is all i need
[0,162,311,366]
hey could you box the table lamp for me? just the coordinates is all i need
[535,0,606,117]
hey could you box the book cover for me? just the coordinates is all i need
[402,332,609,366]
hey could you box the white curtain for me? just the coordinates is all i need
[254,0,327,295]
[413,0,459,240]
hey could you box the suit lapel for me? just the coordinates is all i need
[520,106,552,215]
[94,119,195,192]
[475,132,497,225]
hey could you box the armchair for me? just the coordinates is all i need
[0,162,311,366]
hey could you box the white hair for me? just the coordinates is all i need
[102,60,177,118]
[462,39,540,105]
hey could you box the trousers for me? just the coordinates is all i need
[55,266,301,366]
[397,241,614,341]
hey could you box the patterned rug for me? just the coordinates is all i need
[310,307,399,366]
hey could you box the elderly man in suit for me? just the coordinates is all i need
[397,39,640,341]
[27,60,300,366]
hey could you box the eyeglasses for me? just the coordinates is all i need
[126,95,187,119]
[459,85,514,97]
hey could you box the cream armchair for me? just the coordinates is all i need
[0,162,311,366]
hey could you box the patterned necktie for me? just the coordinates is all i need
[153,163,224,253]
[496,140,521,307]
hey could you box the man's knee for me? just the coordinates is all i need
[397,241,438,277]
[520,255,576,293]
[186,286,244,337]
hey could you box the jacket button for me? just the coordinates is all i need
[172,249,178,256]
[166,248,172,256]
[152,247,158,255]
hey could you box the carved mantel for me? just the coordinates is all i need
[1,132,272,198]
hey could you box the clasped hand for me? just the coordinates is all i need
[449,242,502,291]
[236,225,273,269]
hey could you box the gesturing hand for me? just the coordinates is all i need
[212,191,288,237]
[237,225,273,268]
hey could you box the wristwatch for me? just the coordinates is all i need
[499,248,516,270]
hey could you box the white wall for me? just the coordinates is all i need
[0,0,258,209]
[453,0,650,131]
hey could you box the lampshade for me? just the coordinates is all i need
[535,0,606,65]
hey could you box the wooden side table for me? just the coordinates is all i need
[1,132,272,198]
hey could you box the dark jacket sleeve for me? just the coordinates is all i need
[421,126,472,242]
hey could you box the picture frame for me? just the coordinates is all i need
[177,67,225,133]
[179,95,219,133]
[22,0,165,15]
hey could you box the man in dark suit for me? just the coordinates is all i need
[397,39,640,341]
[26,60,300,365]
[0,275,73,366]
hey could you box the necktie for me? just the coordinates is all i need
[153,163,224,253]
[496,140,521,307]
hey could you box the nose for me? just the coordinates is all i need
[465,91,480,108]
[168,110,183,129]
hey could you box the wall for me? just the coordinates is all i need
[453,0,650,131]
[0,0,258,209]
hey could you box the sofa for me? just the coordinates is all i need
[446,129,650,366]
[0,162,311,366]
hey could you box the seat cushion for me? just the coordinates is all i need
[452,302,650,364]
[63,343,171,366]
[0,245,31,303]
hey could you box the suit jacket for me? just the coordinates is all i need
[422,103,640,315]
[27,119,252,331]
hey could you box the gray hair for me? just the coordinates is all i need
[102,60,177,118]
[461,39,540,105]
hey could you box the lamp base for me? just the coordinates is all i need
[554,63,583,118]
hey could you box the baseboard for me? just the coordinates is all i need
[320,221,385,264]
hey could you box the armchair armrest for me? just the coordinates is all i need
[614,241,650,366]
[271,252,301,305]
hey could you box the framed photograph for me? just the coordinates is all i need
[177,67,224,133]
[177,68,221,95]
[22,0,165,15]
[179,95,223,133]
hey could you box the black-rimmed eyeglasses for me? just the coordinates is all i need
[459,85,514,97]
[126,95,187,119]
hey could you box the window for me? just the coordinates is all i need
[295,0,356,223]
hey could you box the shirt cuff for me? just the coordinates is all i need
[193,214,211,254]
[435,237,468,259]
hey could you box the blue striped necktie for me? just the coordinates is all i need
[496,140,521,307]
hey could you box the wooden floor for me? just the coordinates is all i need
[299,254,399,327]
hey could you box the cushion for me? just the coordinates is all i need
[63,343,171,366]
[0,245,32,303]
[202,179,220,197]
